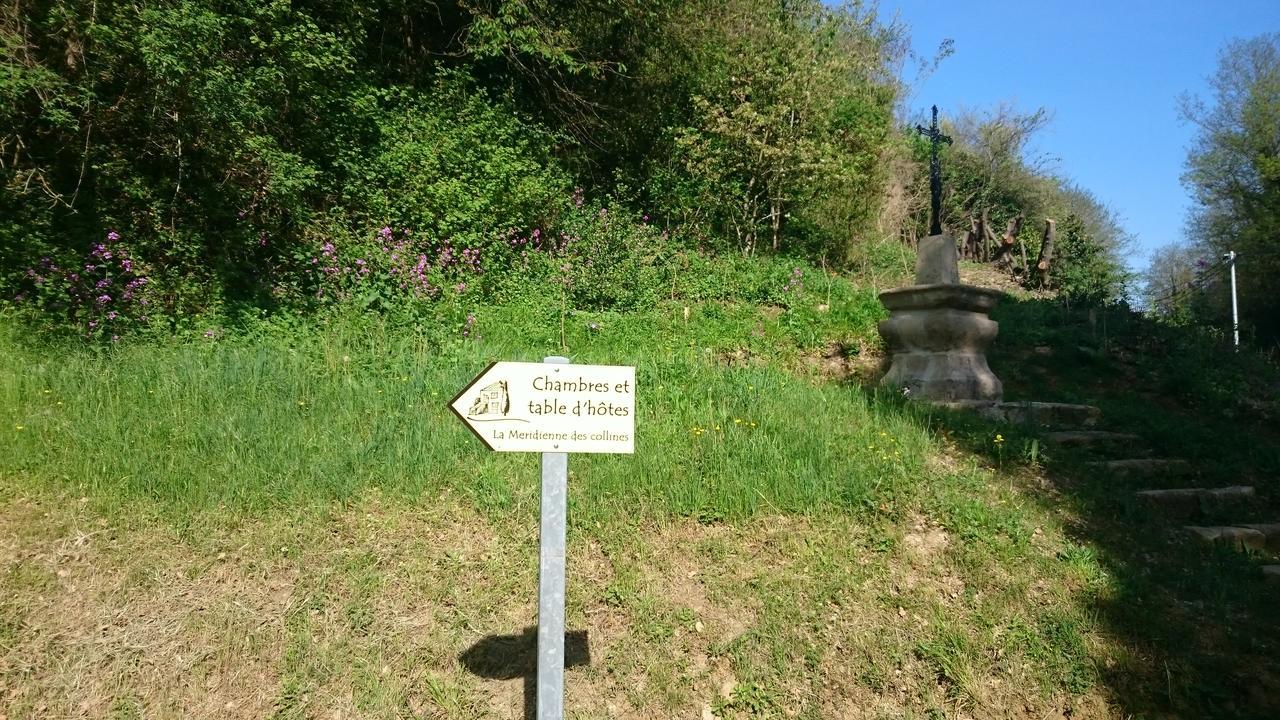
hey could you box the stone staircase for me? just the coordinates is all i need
[966,400,1280,583]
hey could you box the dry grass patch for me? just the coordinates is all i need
[1,480,1121,719]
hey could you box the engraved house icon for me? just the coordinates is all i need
[468,381,509,418]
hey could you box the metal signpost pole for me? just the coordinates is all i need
[449,355,634,718]
[1228,250,1239,351]
[537,355,570,720]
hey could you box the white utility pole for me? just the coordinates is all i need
[1227,250,1239,351]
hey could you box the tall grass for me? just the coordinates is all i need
[1,296,928,522]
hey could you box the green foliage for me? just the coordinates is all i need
[1180,33,1280,345]
[1141,242,1206,323]
[334,76,571,248]
[656,0,900,257]
[1052,212,1130,306]
[14,231,156,341]
[0,0,1122,337]
[901,106,1130,305]
[935,106,1056,236]
[0,300,930,516]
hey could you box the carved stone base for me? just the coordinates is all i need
[880,350,1002,401]
[878,284,1004,402]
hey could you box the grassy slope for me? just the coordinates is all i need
[1,267,1277,719]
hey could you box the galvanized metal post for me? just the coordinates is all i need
[537,355,570,720]
[1228,250,1239,351]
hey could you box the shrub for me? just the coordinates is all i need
[13,230,156,341]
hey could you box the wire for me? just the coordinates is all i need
[1148,260,1226,306]
[1145,255,1233,307]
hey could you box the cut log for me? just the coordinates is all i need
[973,210,982,261]
[962,217,979,261]
[992,215,1023,267]
[1035,218,1056,286]
[981,208,998,262]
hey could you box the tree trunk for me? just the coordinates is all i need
[966,215,976,260]
[992,215,1023,267]
[981,208,1000,263]
[770,199,782,251]
[962,217,979,261]
[1019,237,1029,276]
[1036,218,1057,286]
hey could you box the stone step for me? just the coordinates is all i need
[1185,523,1280,553]
[1086,458,1193,475]
[1134,486,1257,518]
[940,401,1102,429]
[1264,565,1280,585]
[1044,430,1141,447]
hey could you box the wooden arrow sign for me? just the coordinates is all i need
[449,361,635,454]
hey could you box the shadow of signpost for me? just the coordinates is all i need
[460,627,591,720]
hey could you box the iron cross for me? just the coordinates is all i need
[916,105,951,236]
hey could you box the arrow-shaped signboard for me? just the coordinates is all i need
[449,361,635,454]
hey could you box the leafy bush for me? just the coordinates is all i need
[334,76,571,250]
[13,230,157,341]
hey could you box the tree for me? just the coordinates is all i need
[1049,185,1132,304]
[1181,33,1280,345]
[1142,243,1208,322]
[658,0,902,256]
[900,107,1130,303]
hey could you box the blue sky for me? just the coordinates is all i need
[880,0,1280,274]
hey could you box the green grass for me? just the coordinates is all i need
[3,287,1280,719]
[0,295,913,522]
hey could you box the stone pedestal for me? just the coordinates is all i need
[878,283,1004,402]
